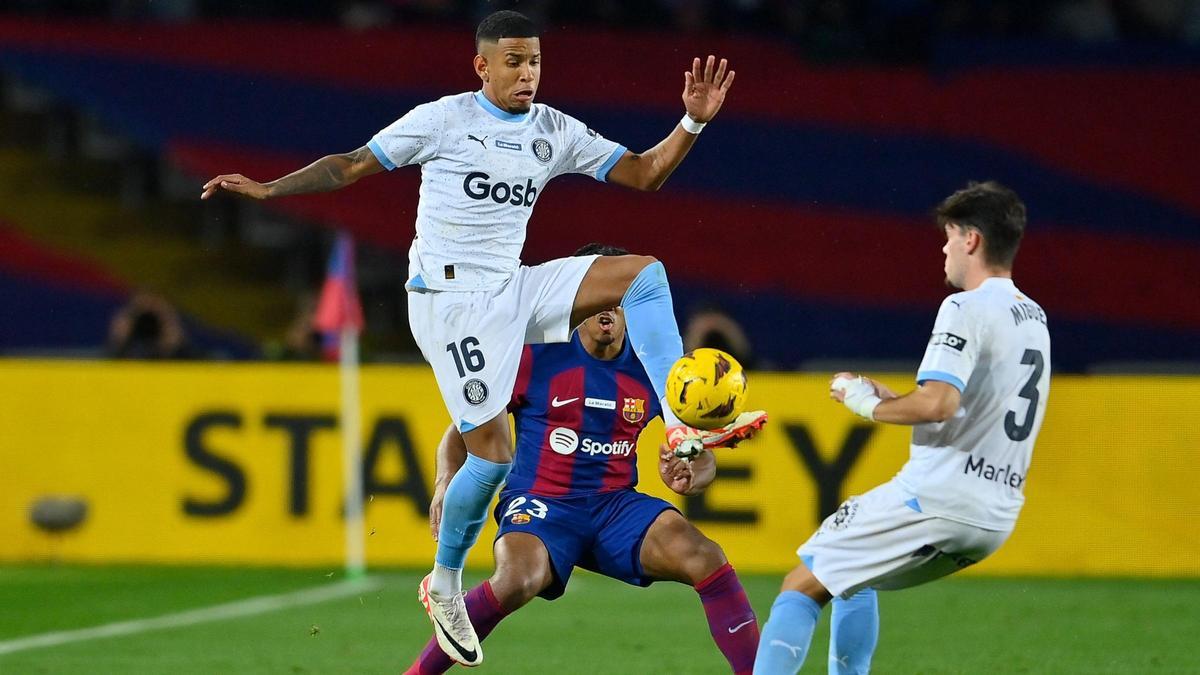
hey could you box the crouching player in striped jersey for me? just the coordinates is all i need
[406,244,767,674]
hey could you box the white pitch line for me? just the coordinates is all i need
[0,576,384,656]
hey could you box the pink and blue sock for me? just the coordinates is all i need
[696,563,759,675]
[620,261,685,426]
[829,588,878,674]
[753,591,822,675]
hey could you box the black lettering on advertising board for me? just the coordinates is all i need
[183,412,430,519]
[263,414,337,517]
[785,422,875,522]
[183,411,246,516]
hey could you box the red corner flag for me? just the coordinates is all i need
[314,232,365,338]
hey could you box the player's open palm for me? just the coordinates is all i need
[201,173,270,200]
[682,55,735,123]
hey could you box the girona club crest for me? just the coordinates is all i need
[621,397,646,424]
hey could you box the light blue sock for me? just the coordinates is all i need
[435,454,511,570]
[620,261,685,426]
[829,589,878,675]
[753,591,822,675]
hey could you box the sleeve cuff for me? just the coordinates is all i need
[595,145,627,182]
[367,138,396,171]
[917,370,966,392]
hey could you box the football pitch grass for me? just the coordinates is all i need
[2,565,1197,674]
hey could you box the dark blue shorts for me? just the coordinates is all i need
[493,488,678,600]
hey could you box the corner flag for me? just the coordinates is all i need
[314,232,364,336]
[315,231,367,580]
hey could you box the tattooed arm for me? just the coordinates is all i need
[200,146,385,200]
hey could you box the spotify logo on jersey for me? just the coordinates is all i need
[462,172,538,207]
[548,427,579,455]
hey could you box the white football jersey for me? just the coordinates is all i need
[894,277,1051,530]
[368,91,626,291]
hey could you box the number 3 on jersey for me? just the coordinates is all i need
[446,336,485,378]
[1005,349,1045,441]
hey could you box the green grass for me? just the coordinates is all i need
[1,565,1197,674]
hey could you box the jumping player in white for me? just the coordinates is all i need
[200,11,762,667]
[753,182,1051,674]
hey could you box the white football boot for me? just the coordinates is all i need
[418,573,482,667]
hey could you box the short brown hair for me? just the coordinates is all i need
[935,181,1026,269]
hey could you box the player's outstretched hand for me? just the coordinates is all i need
[201,173,270,200]
[682,55,735,124]
[659,443,697,495]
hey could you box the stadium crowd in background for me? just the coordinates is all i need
[6,0,1200,62]
[2,0,1196,368]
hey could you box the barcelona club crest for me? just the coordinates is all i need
[621,397,646,424]
[510,513,531,525]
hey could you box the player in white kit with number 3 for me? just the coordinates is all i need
[754,182,1051,675]
[200,10,766,668]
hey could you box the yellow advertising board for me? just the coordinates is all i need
[1,361,1197,576]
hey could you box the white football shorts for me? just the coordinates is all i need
[407,254,598,432]
[798,480,1011,599]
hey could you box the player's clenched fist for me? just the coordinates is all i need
[201,173,270,200]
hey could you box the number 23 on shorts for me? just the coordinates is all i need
[504,496,549,525]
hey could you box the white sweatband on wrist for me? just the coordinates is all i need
[832,376,882,421]
[680,114,707,134]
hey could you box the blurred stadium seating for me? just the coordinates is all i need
[1,14,1197,369]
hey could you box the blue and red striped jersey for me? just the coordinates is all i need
[504,333,662,497]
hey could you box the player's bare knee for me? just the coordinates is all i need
[490,567,544,610]
[690,538,728,585]
[463,418,514,463]
[471,443,513,464]
[515,573,547,606]
[781,564,832,605]
[467,444,513,464]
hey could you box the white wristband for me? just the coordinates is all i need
[832,376,882,421]
[680,114,707,134]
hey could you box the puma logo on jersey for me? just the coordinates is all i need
[467,134,488,149]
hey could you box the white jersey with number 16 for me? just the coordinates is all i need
[896,276,1051,531]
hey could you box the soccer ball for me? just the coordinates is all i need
[665,348,748,430]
